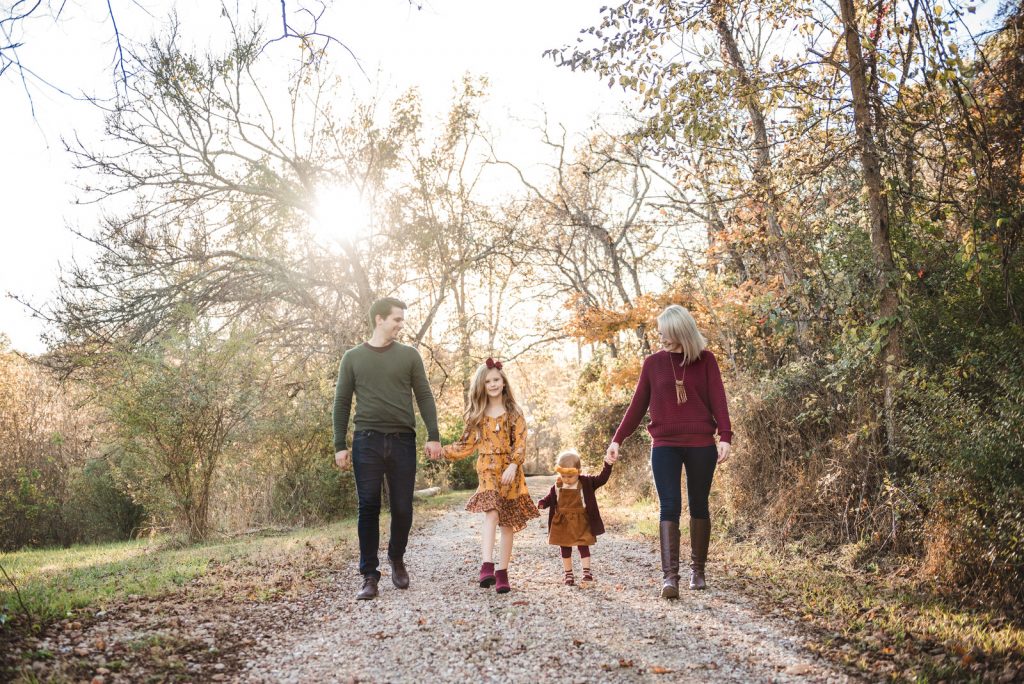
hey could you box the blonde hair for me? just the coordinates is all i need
[657,305,707,365]
[555,450,581,486]
[556,450,581,469]
[463,362,523,435]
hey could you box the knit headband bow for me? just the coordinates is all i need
[554,466,579,477]
[485,357,503,370]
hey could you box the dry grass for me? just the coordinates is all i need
[602,495,1024,682]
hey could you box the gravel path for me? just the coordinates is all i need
[239,476,852,683]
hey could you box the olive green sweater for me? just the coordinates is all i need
[332,342,440,451]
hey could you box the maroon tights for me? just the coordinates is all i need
[560,545,590,559]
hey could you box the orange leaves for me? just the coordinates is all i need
[564,293,662,345]
[564,292,684,346]
[607,358,643,391]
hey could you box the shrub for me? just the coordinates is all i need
[897,334,1024,608]
[419,419,478,491]
[102,326,263,543]
[71,453,147,541]
[721,356,891,548]
[0,342,94,550]
[570,356,653,500]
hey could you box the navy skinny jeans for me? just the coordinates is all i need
[351,430,417,578]
[651,445,718,522]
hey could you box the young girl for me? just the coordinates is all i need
[442,358,539,593]
[537,450,613,585]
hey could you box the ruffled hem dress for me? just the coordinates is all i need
[442,412,540,533]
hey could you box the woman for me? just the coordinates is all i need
[606,305,732,598]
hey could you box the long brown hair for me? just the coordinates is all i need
[463,362,523,435]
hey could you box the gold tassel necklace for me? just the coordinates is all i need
[669,352,687,404]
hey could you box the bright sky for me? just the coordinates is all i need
[0,0,633,355]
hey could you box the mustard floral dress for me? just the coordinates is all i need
[442,412,540,532]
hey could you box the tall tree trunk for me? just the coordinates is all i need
[710,0,810,347]
[456,271,473,409]
[838,0,903,450]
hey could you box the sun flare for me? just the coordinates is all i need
[311,185,371,244]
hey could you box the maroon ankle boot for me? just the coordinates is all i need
[494,568,510,594]
[479,562,495,588]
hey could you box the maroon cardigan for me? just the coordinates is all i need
[538,462,613,537]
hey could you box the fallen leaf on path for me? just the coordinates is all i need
[649,665,673,674]
[618,658,634,668]
[784,663,813,675]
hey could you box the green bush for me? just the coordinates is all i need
[0,466,65,550]
[569,357,653,499]
[419,419,478,491]
[270,450,357,523]
[72,454,147,541]
[896,332,1024,608]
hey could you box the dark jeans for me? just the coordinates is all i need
[351,430,417,578]
[651,445,718,522]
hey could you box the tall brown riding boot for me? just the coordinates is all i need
[689,517,711,590]
[659,521,680,599]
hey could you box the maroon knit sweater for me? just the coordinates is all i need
[612,349,732,448]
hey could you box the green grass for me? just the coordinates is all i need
[1,490,466,628]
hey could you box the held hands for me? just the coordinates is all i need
[717,441,731,464]
[335,450,351,471]
[605,441,620,463]
[500,462,518,486]
[425,441,442,461]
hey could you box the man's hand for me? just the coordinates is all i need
[335,450,351,470]
[425,441,442,461]
[606,441,620,463]
[501,463,518,486]
[717,441,731,464]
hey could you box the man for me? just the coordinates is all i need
[333,297,442,600]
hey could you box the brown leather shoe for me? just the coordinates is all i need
[389,556,409,589]
[356,574,379,600]
[659,521,680,599]
[689,517,711,590]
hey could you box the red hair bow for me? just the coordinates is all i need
[485,357,503,370]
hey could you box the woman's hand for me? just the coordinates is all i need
[717,441,731,464]
[501,463,518,486]
[606,442,620,463]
